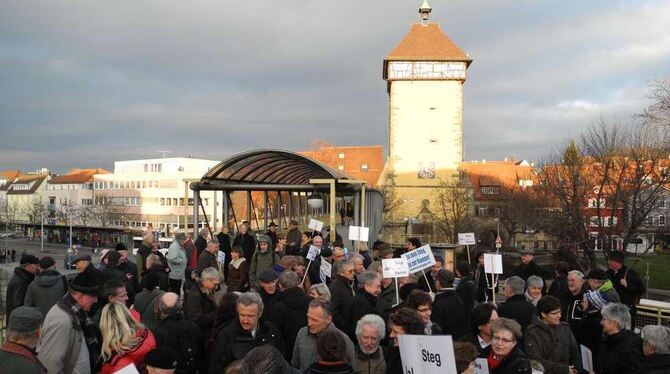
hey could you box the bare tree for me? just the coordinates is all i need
[90,193,126,228]
[639,78,670,127]
[381,185,404,221]
[432,179,474,243]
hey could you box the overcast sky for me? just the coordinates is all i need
[1,0,669,173]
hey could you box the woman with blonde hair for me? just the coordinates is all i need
[142,253,169,291]
[309,283,331,302]
[100,302,157,374]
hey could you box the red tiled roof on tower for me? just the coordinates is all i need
[385,23,472,63]
[49,168,111,184]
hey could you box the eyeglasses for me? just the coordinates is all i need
[492,336,515,344]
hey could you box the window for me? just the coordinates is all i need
[338,165,344,171]
[647,216,655,225]
[144,164,149,173]
[361,164,368,172]
[660,215,666,226]
[173,198,178,206]
[142,181,146,188]
[160,198,165,205]
[480,186,500,195]
[338,153,345,159]
[166,198,172,206]
[477,206,489,217]
[659,199,666,208]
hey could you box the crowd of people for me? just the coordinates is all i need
[2,220,669,374]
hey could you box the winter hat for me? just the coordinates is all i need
[20,254,39,265]
[609,251,625,264]
[586,269,608,280]
[8,306,43,332]
[257,235,272,244]
[70,271,100,295]
[585,290,608,310]
[144,347,178,370]
[258,269,278,283]
[115,242,128,252]
[38,256,56,270]
[73,253,92,264]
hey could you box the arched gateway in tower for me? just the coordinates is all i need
[378,0,472,219]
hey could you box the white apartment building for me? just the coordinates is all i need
[92,157,220,235]
[44,168,111,226]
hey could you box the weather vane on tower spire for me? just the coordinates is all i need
[419,0,432,23]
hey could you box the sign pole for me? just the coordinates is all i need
[421,269,433,294]
[301,259,313,286]
[394,277,400,306]
[466,244,471,263]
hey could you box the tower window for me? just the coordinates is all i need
[361,164,368,172]
[338,153,345,159]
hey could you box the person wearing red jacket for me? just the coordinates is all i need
[100,302,157,374]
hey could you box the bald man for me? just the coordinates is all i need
[152,292,202,372]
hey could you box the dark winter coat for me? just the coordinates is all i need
[607,265,645,314]
[350,289,378,339]
[132,288,163,318]
[5,267,35,317]
[456,276,476,318]
[23,269,68,315]
[141,268,169,292]
[195,235,207,258]
[197,249,218,275]
[548,274,569,297]
[431,289,467,339]
[474,264,493,303]
[384,346,403,374]
[0,341,46,374]
[498,294,536,332]
[271,287,311,361]
[227,258,249,292]
[117,260,140,304]
[512,260,547,281]
[377,281,397,322]
[558,284,590,349]
[137,243,153,272]
[258,288,280,318]
[304,361,354,374]
[286,227,302,256]
[152,312,202,374]
[216,232,232,278]
[524,319,582,374]
[184,285,218,342]
[636,353,670,374]
[354,346,386,374]
[481,345,532,374]
[416,270,436,293]
[598,329,644,374]
[329,275,356,338]
[208,318,281,373]
[233,232,256,262]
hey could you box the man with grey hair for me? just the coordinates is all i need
[0,306,46,373]
[559,270,591,351]
[639,325,670,373]
[166,232,188,295]
[498,276,536,332]
[185,267,219,347]
[354,314,386,374]
[272,271,312,361]
[209,292,281,373]
[329,258,357,338]
[598,303,643,373]
[350,272,382,338]
[137,230,156,272]
[197,238,219,275]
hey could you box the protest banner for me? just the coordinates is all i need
[320,258,332,280]
[402,245,436,274]
[308,218,324,232]
[473,358,489,374]
[348,226,370,242]
[580,345,594,374]
[306,245,320,261]
[398,334,458,374]
[457,233,476,245]
[382,258,410,278]
[217,251,226,264]
[483,253,503,303]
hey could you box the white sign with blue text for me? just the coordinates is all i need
[401,244,436,274]
[398,334,457,374]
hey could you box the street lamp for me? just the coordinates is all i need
[307,191,323,209]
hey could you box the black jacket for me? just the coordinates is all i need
[350,289,378,339]
[304,361,354,374]
[117,261,140,304]
[184,285,218,341]
[5,267,35,317]
[23,269,67,315]
[216,232,232,278]
[598,329,644,374]
[233,233,256,262]
[474,264,493,302]
[431,289,467,339]
[152,312,202,374]
[558,284,590,349]
[524,319,582,374]
[481,345,531,374]
[258,288,279,318]
[271,287,311,361]
[548,274,569,297]
[329,275,356,338]
[384,347,403,374]
[512,260,547,281]
[498,294,536,332]
[636,353,670,374]
[141,268,169,292]
[607,265,645,311]
[456,276,476,318]
[197,250,218,275]
[208,318,281,373]
[195,235,207,258]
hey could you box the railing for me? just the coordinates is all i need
[635,299,670,329]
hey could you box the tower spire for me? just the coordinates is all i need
[419,0,432,23]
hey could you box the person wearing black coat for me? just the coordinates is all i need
[270,272,312,361]
[184,273,219,346]
[216,229,232,279]
[607,251,646,323]
[349,272,381,340]
[498,276,536,333]
[5,256,38,318]
[637,325,670,374]
[455,261,476,318]
[208,299,281,373]
[430,269,467,339]
[114,244,140,305]
[598,303,643,374]
[481,344,531,374]
[232,224,256,262]
[195,228,208,258]
[480,317,531,374]
[473,251,493,303]
[151,293,202,374]
[329,261,357,339]
[513,249,548,292]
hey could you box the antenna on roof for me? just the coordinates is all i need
[158,150,171,159]
[419,0,432,23]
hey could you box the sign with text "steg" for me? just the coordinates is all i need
[401,245,436,274]
[398,334,458,374]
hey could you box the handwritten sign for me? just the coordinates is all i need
[402,245,436,274]
[308,219,324,232]
[484,253,503,274]
[457,233,476,245]
[580,345,594,374]
[320,258,332,280]
[473,358,489,374]
[382,258,410,278]
[217,251,226,264]
[306,245,320,261]
[348,226,370,242]
[398,334,458,374]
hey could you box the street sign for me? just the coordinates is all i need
[495,236,502,249]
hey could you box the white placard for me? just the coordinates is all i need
[398,334,458,374]
[132,247,139,256]
[308,219,324,232]
[580,345,594,374]
[473,358,489,374]
[402,244,437,274]
[483,253,503,274]
[217,251,226,264]
[348,226,370,242]
[382,258,410,278]
[458,233,476,245]
[306,245,320,261]
[114,363,140,374]
[320,258,332,280]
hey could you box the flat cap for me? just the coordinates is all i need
[258,269,278,283]
[9,306,43,332]
[38,256,55,269]
[20,254,39,265]
[73,253,92,263]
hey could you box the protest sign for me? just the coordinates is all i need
[320,258,332,280]
[473,358,489,374]
[306,245,320,261]
[217,251,226,264]
[348,226,370,242]
[457,233,476,246]
[483,253,503,274]
[382,258,410,278]
[402,245,436,274]
[398,334,458,374]
[308,218,323,232]
[115,364,140,374]
[580,345,594,374]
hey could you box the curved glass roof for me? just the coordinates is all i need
[201,149,348,185]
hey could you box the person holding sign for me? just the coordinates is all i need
[479,318,531,374]
[524,295,582,374]
[405,290,441,335]
[431,270,467,339]
[453,341,480,374]
[385,308,425,374]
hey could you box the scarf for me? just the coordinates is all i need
[230,257,246,269]
[58,294,101,371]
